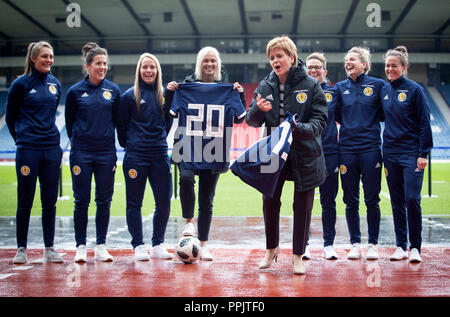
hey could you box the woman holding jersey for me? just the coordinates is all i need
[164,46,246,261]
[117,53,173,261]
[246,36,328,274]
[382,46,433,263]
[65,42,120,262]
[6,41,64,264]
[306,52,339,260]
[335,47,385,261]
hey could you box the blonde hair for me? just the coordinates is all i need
[195,46,222,82]
[346,46,371,74]
[384,45,409,76]
[81,42,108,74]
[306,52,328,82]
[134,53,164,113]
[266,35,298,67]
[23,41,53,76]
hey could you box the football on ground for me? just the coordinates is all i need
[174,236,202,264]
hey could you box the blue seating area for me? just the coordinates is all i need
[422,85,450,159]
[437,84,450,106]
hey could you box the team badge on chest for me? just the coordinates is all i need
[397,92,407,102]
[296,92,308,104]
[103,91,112,100]
[48,84,57,95]
[325,92,333,102]
[363,87,373,96]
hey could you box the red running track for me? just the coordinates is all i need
[0,247,449,297]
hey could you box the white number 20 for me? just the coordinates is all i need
[186,103,225,138]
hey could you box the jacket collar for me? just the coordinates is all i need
[348,73,366,84]
[31,68,49,81]
[389,75,406,88]
[84,74,105,88]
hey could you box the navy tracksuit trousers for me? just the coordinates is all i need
[124,154,172,248]
[319,153,339,247]
[15,148,62,248]
[340,150,382,245]
[70,149,117,247]
[384,153,424,252]
[178,163,219,242]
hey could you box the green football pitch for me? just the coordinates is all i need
[0,163,449,217]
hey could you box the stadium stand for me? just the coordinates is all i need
[422,85,450,159]
[438,84,450,106]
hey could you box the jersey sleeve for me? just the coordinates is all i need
[169,89,181,118]
[229,89,246,119]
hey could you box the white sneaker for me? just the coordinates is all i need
[347,243,361,260]
[409,248,422,263]
[43,247,64,263]
[366,244,379,260]
[390,247,408,261]
[150,244,172,259]
[13,247,27,264]
[323,245,338,260]
[134,245,150,261]
[200,246,213,261]
[95,244,113,262]
[74,244,87,263]
[302,245,311,260]
[182,222,195,236]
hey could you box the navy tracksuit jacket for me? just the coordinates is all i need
[335,73,385,245]
[117,81,173,248]
[6,68,62,248]
[65,75,120,247]
[381,75,433,252]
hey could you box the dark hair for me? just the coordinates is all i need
[385,45,409,75]
[81,42,108,73]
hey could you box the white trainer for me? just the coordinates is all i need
[74,244,87,263]
[390,247,408,261]
[43,247,64,263]
[150,244,172,259]
[182,222,195,236]
[323,245,338,260]
[347,243,361,260]
[13,247,27,264]
[409,248,422,263]
[200,246,213,261]
[302,245,311,260]
[134,245,150,261]
[95,244,113,262]
[366,244,379,260]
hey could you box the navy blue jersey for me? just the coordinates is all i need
[117,82,170,159]
[6,69,61,149]
[230,112,298,198]
[65,76,120,152]
[335,74,385,153]
[170,82,246,170]
[381,76,433,157]
[321,82,338,155]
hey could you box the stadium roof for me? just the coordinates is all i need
[0,0,448,44]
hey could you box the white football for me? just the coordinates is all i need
[174,236,202,264]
